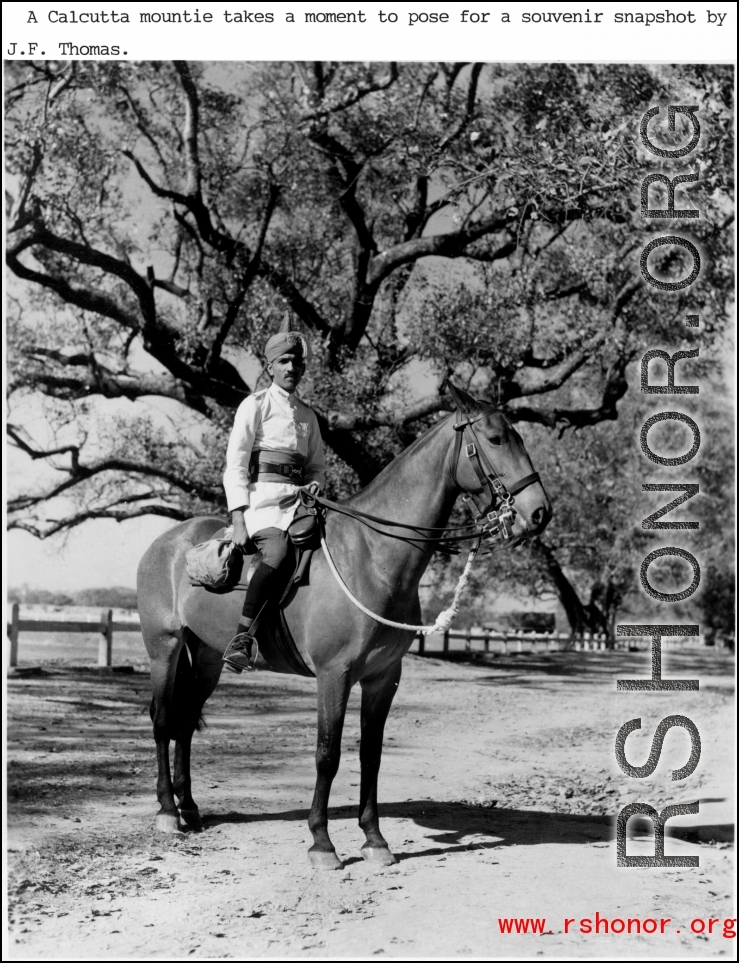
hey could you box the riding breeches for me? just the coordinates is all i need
[241,527,292,621]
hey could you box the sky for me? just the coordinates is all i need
[8,515,174,591]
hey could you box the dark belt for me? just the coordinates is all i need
[249,461,304,483]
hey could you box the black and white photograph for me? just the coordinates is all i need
[4,5,736,960]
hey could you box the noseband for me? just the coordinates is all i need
[453,409,541,543]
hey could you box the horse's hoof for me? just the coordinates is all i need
[308,848,344,871]
[178,808,203,831]
[156,812,184,835]
[361,844,397,866]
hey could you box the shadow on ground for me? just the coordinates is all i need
[202,800,734,854]
[425,649,735,682]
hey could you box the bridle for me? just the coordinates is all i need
[452,408,541,544]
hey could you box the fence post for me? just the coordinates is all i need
[98,609,113,667]
[465,625,472,653]
[443,628,450,655]
[502,631,508,654]
[484,628,490,653]
[417,631,425,657]
[9,602,20,667]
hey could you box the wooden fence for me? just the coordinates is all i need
[8,602,720,667]
[6,603,141,668]
[413,627,613,656]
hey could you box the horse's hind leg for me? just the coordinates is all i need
[172,629,224,831]
[148,632,186,834]
[358,662,402,866]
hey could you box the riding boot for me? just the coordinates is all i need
[222,532,290,674]
[223,617,259,673]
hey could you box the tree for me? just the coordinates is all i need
[6,61,734,624]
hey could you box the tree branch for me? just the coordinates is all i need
[173,61,202,197]
[509,330,607,397]
[11,352,211,414]
[8,426,221,506]
[8,223,251,408]
[9,504,191,539]
[121,149,189,205]
[205,182,281,372]
[369,181,626,287]
[509,355,631,432]
[300,63,399,121]
[316,393,449,432]
[9,222,155,320]
[7,242,142,332]
[7,424,82,469]
[255,262,333,339]
[150,276,191,298]
[8,141,43,229]
[438,62,483,150]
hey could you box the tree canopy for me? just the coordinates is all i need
[6,60,734,636]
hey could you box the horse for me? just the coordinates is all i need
[136,382,552,869]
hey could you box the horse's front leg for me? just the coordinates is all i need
[358,661,402,865]
[308,668,352,870]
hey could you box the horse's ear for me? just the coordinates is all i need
[485,381,502,409]
[445,380,478,413]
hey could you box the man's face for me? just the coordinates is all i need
[267,350,305,393]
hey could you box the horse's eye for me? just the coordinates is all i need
[489,435,503,446]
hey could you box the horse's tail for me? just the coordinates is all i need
[149,631,206,738]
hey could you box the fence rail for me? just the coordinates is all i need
[6,603,141,668]
[5,603,727,667]
[414,628,611,656]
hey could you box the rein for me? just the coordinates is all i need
[320,529,481,635]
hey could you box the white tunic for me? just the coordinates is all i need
[223,382,325,536]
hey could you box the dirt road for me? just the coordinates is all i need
[6,648,735,960]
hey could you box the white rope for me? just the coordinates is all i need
[320,533,479,635]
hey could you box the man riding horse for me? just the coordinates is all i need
[222,315,324,672]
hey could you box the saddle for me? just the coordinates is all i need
[188,527,316,677]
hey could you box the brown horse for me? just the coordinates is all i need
[137,382,552,869]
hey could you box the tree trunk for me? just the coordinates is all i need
[533,540,594,645]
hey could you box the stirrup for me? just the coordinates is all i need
[223,632,258,673]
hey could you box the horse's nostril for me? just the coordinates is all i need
[531,505,550,529]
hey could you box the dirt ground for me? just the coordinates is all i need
[5,647,735,960]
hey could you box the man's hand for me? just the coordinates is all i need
[230,508,250,552]
[304,481,321,497]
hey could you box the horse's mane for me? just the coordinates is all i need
[342,400,512,509]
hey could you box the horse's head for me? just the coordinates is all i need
[446,381,552,542]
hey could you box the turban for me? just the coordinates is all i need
[264,315,310,364]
